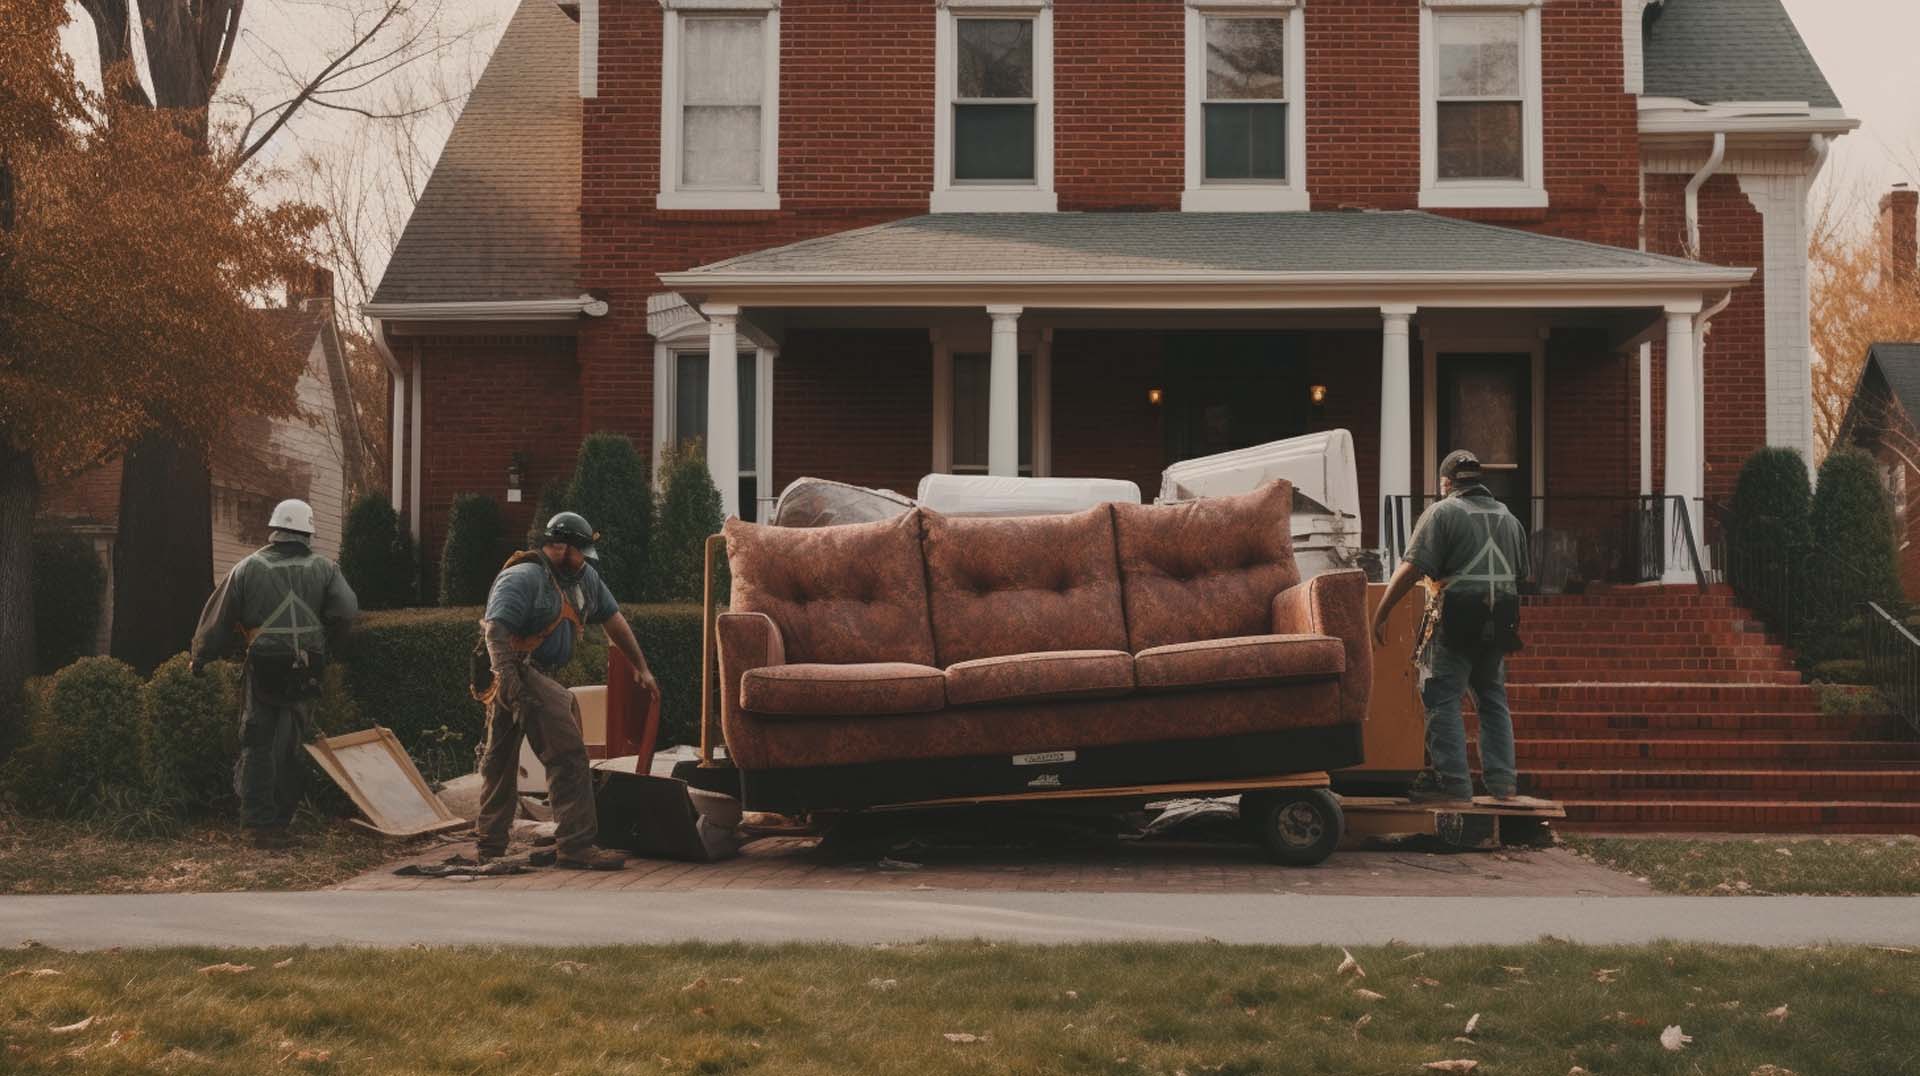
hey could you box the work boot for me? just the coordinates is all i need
[1406,770,1474,807]
[473,846,510,864]
[554,847,628,871]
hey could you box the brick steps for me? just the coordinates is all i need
[1552,800,1920,834]
[1502,664,1802,684]
[1523,631,1778,649]
[1490,712,1906,740]
[1520,644,1788,660]
[1505,684,1822,712]
[1515,769,1920,802]
[1507,738,1920,767]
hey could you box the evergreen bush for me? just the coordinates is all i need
[1811,448,1902,616]
[525,480,570,549]
[439,493,507,606]
[1727,447,1812,623]
[31,530,106,674]
[339,492,416,609]
[142,653,242,811]
[565,433,654,600]
[650,440,726,604]
[0,657,148,812]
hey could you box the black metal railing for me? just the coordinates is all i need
[1381,494,1705,591]
[1707,501,1894,644]
[1865,603,1920,738]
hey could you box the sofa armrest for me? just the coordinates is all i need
[1272,570,1373,728]
[716,612,786,768]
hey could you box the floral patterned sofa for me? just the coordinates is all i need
[714,480,1370,812]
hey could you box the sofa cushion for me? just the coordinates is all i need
[725,511,937,666]
[741,662,947,717]
[1134,634,1344,691]
[922,506,1129,665]
[945,650,1134,707]
[1111,480,1301,651]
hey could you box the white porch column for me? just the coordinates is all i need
[1379,305,1417,552]
[1663,301,1703,581]
[987,305,1022,477]
[705,304,741,519]
[1638,342,1652,496]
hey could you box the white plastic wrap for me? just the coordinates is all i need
[770,476,916,527]
[914,474,1143,517]
[1157,429,1361,524]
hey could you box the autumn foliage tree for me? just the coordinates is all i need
[0,0,318,737]
[1810,189,1920,453]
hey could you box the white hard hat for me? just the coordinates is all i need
[268,499,315,534]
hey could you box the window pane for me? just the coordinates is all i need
[738,477,757,522]
[1437,14,1521,98]
[951,353,1033,472]
[1205,17,1286,100]
[682,105,761,187]
[954,104,1036,181]
[957,19,1033,99]
[1203,102,1286,181]
[1437,100,1522,179]
[675,353,708,450]
[737,352,756,465]
[683,18,763,105]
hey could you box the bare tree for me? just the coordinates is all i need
[1810,175,1920,456]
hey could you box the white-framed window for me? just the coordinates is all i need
[933,0,1056,213]
[930,329,1052,475]
[658,1,780,211]
[1183,0,1307,212]
[652,330,776,523]
[1419,0,1546,210]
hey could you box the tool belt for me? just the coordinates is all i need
[1437,589,1523,654]
[248,649,328,704]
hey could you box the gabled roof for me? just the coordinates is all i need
[1853,343,1920,430]
[1644,0,1841,110]
[369,0,580,306]
[666,211,1750,284]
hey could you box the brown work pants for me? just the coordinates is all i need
[474,666,598,856]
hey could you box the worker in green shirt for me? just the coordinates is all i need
[1370,450,1530,805]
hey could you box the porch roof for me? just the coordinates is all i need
[660,212,1752,309]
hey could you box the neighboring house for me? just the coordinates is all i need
[39,273,367,653]
[368,0,1852,586]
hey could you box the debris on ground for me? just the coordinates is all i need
[393,855,532,879]
[1336,948,1365,978]
[1660,1025,1692,1051]
[943,1032,988,1044]
[197,962,254,975]
[49,1016,96,1034]
[1766,1004,1790,1023]
[1423,1061,1477,1073]
[1463,1013,1480,1035]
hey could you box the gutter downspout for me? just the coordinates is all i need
[368,317,407,503]
[1685,132,1727,260]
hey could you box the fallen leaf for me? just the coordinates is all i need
[1592,968,1623,983]
[719,977,744,985]
[49,1015,95,1034]
[105,1030,137,1048]
[198,962,254,976]
[1464,1013,1480,1035]
[1452,1036,1476,1044]
[5,968,62,979]
[1660,1025,1692,1051]
[1718,1000,1743,1010]
[1569,1068,1591,1075]
[1351,1013,1372,1038]
[284,1048,333,1063]
[273,957,296,970]
[1423,1062,1478,1074]
[693,1006,714,1018]
[553,961,590,975]
[1355,989,1387,1002]
[1870,946,1915,955]
[1414,977,1442,988]
[943,1032,987,1044]
[681,977,708,992]
[1065,990,1079,1000]
[1336,948,1365,978]
[1749,1067,1797,1076]
[1766,1004,1790,1023]
[1775,848,1793,857]
[1499,965,1526,975]
[867,978,898,991]
[1401,951,1427,961]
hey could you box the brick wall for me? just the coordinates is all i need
[1049,332,1169,497]
[772,329,935,497]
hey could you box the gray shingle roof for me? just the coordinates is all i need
[1867,343,1920,421]
[1644,0,1841,110]
[370,0,579,305]
[673,211,1741,279]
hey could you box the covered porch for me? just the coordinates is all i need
[658,212,1750,583]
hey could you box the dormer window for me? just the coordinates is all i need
[658,1,780,211]
[934,0,1056,213]
[1184,0,1307,212]
[1419,0,1546,209]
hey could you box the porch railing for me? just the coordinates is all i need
[1381,494,1705,591]
[1865,603,1920,739]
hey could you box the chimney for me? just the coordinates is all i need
[287,264,335,311]
[1882,183,1917,286]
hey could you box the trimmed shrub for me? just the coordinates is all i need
[32,530,106,674]
[142,653,242,811]
[525,480,570,549]
[1,657,147,812]
[439,493,507,606]
[1811,448,1902,613]
[339,492,416,609]
[339,603,707,776]
[1728,447,1812,620]
[1810,658,1870,685]
[650,441,726,604]
[566,433,655,600]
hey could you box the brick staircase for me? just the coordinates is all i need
[1467,585,1920,833]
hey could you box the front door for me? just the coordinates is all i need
[1436,354,1531,522]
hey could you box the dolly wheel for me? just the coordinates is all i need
[1248,789,1342,866]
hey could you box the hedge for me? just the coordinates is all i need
[339,603,707,781]
[440,493,507,606]
[1812,448,1902,611]
[651,441,726,603]
[567,432,655,599]
[142,654,242,810]
[1728,447,1811,622]
[0,657,147,813]
[339,492,416,609]
[32,530,106,674]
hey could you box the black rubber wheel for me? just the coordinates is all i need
[1246,789,1342,866]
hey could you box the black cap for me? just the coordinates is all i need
[1439,449,1483,482]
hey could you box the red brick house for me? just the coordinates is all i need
[368,0,1851,583]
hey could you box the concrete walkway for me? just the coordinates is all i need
[2,891,1917,949]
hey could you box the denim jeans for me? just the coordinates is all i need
[236,693,311,830]
[1419,639,1517,798]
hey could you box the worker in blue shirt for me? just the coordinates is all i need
[476,512,658,869]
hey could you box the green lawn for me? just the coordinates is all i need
[0,815,417,895]
[2,942,1915,1074]
[1566,834,1920,896]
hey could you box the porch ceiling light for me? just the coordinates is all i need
[1147,387,1164,406]
[1310,384,1328,405]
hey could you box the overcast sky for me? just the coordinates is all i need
[59,0,1920,272]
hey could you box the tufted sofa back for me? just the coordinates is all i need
[1110,480,1299,652]
[920,505,1129,666]
[724,511,937,666]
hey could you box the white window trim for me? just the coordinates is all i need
[932,0,1057,213]
[657,2,782,211]
[1418,0,1547,210]
[651,314,776,516]
[580,0,600,99]
[1183,0,1309,213]
[929,327,1052,475]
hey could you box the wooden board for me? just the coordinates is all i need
[1342,794,1566,818]
[306,727,467,839]
[876,772,1332,811]
[1351,584,1426,774]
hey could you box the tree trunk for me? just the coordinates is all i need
[0,440,37,752]
[109,432,213,675]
